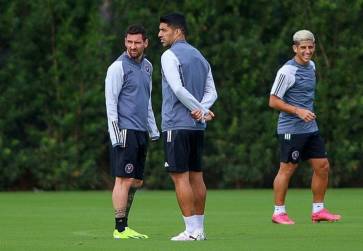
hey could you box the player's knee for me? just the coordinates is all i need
[189,173,204,184]
[170,172,189,186]
[320,160,330,173]
[314,159,329,177]
[116,177,134,187]
[278,164,297,177]
[114,177,122,186]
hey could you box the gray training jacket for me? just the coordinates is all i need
[160,40,217,132]
[105,52,159,146]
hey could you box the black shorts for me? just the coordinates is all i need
[110,129,148,180]
[163,130,204,173]
[278,131,327,164]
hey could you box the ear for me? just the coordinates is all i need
[124,37,128,48]
[144,38,149,49]
[292,44,298,53]
[175,28,182,37]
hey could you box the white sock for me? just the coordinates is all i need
[195,215,205,232]
[312,203,324,213]
[274,205,286,215]
[183,215,196,234]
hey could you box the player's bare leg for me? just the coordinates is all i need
[170,172,195,216]
[309,158,329,202]
[273,162,298,205]
[170,172,207,240]
[272,162,297,224]
[309,158,340,222]
[189,171,206,239]
[189,171,206,215]
[112,177,148,239]
[112,177,133,231]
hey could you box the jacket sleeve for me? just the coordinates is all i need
[161,50,209,114]
[146,69,160,140]
[105,61,124,146]
[200,67,218,110]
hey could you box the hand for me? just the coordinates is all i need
[150,136,159,141]
[204,110,215,122]
[295,107,316,122]
[191,109,203,121]
[150,132,160,141]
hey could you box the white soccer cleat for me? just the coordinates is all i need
[193,231,207,240]
[171,231,194,241]
[170,230,206,241]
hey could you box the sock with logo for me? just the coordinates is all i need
[312,202,324,213]
[274,205,286,215]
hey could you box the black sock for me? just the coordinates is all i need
[115,217,128,232]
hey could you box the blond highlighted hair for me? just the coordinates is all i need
[293,30,315,44]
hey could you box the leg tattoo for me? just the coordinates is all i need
[125,187,137,218]
[115,208,126,218]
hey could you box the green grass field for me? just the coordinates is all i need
[0,189,362,251]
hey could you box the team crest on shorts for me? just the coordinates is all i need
[125,163,134,174]
[291,150,300,161]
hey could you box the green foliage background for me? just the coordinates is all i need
[1,0,363,190]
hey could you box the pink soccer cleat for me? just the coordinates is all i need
[311,208,341,223]
[272,213,295,225]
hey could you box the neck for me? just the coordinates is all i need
[173,34,186,44]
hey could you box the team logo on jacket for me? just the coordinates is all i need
[125,163,134,174]
[145,65,150,73]
[291,151,300,161]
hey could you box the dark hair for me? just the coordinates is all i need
[160,12,188,35]
[125,24,147,40]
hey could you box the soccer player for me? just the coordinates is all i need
[158,13,217,241]
[105,24,159,239]
[269,30,341,224]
